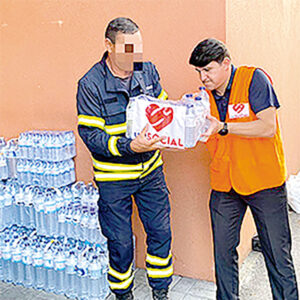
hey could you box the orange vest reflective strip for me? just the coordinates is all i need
[206,66,287,195]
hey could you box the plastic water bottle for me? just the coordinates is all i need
[54,247,66,294]
[0,137,6,152]
[126,98,136,138]
[24,186,35,228]
[89,208,100,244]
[11,237,24,285]
[34,189,47,236]
[0,231,5,281]
[32,244,45,290]
[44,191,57,236]
[0,187,5,231]
[0,152,8,180]
[65,251,77,299]
[185,104,196,148]
[4,139,18,179]
[99,252,110,298]
[44,240,55,293]
[22,240,34,288]
[3,185,13,228]
[89,255,103,300]
[76,254,89,300]
[2,238,13,283]
[65,131,76,159]
[197,87,211,141]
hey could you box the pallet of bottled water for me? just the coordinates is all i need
[0,179,105,246]
[0,226,110,300]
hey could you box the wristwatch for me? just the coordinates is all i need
[218,122,228,136]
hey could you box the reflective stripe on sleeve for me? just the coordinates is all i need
[108,136,121,156]
[78,114,105,130]
[157,89,168,100]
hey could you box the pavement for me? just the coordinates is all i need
[0,210,299,300]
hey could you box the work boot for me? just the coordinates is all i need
[115,290,134,300]
[152,289,169,300]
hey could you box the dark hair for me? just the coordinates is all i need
[105,17,139,44]
[189,38,230,67]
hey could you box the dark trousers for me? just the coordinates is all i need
[96,167,172,295]
[210,184,298,300]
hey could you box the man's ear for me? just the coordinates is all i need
[105,38,114,53]
[222,57,231,71]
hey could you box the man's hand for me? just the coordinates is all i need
[201,114,223,137]
[130,124,165,153]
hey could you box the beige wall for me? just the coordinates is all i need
[226,0,300,175]
[0,0,225,281]
[226,0,300,260]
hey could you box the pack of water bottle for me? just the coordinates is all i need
[0,137,18,180]
[0,179,106,246]
[126,87,211,149]
[287,171,300,214]
[16,158,75,188]
[17,130,76,162]
[0,226,110,299]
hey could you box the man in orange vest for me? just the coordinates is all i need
[189,38,298,300]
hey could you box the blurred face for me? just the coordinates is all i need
[106,31,143,72]
[195,58,231,93]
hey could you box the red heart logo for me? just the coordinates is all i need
[233,103,245,114]
[145,104,174,132]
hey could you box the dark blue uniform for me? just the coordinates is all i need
[76,52,172,295]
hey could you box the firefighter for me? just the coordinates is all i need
[76,17,172,300]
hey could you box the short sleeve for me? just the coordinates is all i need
[249,69,280,114]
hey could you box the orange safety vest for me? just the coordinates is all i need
[206,66,287,195]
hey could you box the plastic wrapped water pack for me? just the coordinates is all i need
[287,171,300,213]
[126,93,210,149]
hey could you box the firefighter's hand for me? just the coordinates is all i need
[130,124,165,153]
[201,114,223,137]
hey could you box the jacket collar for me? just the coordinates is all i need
[100,51,144,94]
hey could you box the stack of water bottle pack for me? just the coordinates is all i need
[0,131,111,299]
[0,226,109,299]
[16,131,76,188]
[0,179,106,246]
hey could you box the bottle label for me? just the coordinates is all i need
[12,254,22,262]
[44,260,54,269]
[2,251,11,260]
[33,258,43,267]
[22,255,33,265]
[54,262,66,271]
